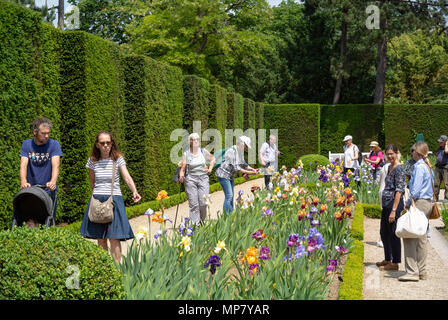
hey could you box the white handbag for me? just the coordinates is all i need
[395,200,428,239]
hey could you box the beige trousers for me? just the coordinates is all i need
[402,199,432,276]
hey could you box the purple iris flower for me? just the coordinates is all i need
[251,230,264,241]
[204,255,222,275]
[248,263,260,276]
[327,259,338,271]
[294,245,308,258]
[287,234,300,247]
[336,245,348,254]
[259,246,271,260]
[262,208,274,216]
[311,219,321,227]
[342,174,350,187]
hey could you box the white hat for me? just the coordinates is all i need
[343,135,353,142]
[239,135,252,149]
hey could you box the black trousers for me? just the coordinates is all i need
[380,197,403,263]
[264,162,271,189]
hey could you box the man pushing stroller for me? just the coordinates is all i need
[19,117,62,227]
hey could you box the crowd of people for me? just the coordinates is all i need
[18,117,446,276]
[343,135,447,282]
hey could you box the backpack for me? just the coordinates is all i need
[213,147,236,170]
[213,148,227,170]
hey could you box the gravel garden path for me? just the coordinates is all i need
[363,196,448,300]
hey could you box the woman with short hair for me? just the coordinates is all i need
[401,141,434,282]
[179,133,215,225]
[80,131,141,262]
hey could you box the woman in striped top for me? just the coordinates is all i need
[80,131,141,261]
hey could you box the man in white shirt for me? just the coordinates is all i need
[259,135,280,189]
[341,135,360,174]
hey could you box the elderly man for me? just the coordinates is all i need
[434,135,448,202]
[20,117,63,222]
[259,134,280,190]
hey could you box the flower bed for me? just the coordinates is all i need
[120,162,362,300]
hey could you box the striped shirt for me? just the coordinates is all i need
[216,147,248,180]
[86,157,126,196]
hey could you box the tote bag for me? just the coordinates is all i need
[395,203,428,238]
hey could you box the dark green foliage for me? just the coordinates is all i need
[384,104,448,156]
[208,84,228,142]
[59,31,125,223]
[320,104,385,157]
[0,1,62,230]
[227,92,244,131]
[182,75,210,136]
[243,98,256,131]
[361,204,382,219]
[257,103,264,130]
[122,55,184,203]
[298,154,330,171]
[0,226,125,299]
[263,104,320,169]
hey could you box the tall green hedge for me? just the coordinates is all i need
[208,84,228,145]
[227,92,244,131]
[257,102,265,130]
[244,98,256,131]
[0,2,63,230]
[182,75,210,138]
[263,104,320,168]
[122,55,184,203]
[384,104,448,156]
[59,31,125,223]
[320,104,384,157]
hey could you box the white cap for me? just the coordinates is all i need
[343,135,353,142]
[239,135,252,149]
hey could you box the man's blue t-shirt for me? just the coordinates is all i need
[20,138,63,188]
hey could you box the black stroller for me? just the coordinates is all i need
[12,185,56,229]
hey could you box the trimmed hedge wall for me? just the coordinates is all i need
[263,104,320,169]
[0,2,63,230]
[227,92,244,131]
[320,104,384,157]
[208,84,228,144]
[384,104,448,156]
[59,31,125,223]
[257,102,265,130]
[338,203,365,300]
[122,55,184,203]
[244,98,256,131]
[183,75,210,137]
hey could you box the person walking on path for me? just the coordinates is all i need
[434,135,448,202]
[179,133,216,225]
[376,144,406,271]
[363,141,384,180]
[20,117,62,224]
[401,141,434,282]
[259,134,280,190]
[80,131,141,262]
[216,136,259,215]
[342,135,360,187]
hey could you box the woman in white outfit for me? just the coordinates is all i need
[179,133,216,225]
